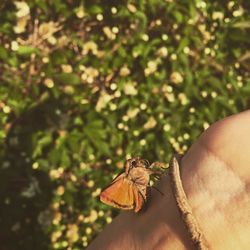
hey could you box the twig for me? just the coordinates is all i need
[27,19,39,89]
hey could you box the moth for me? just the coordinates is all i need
[100,157,166,213]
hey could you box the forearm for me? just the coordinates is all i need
[88,111,250,250]
[182,134,250,249]
[87,173,195,250]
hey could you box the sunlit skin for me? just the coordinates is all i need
[88,110,250,250]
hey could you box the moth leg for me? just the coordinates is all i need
[149,175,164,194]
[150,162,168,169]
[152,175,160,181]
[150,185,164,196]
[150,170,166,177]
[150,173,164,184]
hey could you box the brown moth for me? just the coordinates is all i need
[100,157,166,213]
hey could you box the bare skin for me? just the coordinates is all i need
[87,110,250,250]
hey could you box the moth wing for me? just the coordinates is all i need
[109,171,125,184]
[100,173,134,210]
[133,188,146,212]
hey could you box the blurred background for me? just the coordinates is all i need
[0,0,250,249]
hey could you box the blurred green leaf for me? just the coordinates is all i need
[88,5,102,14]
[17,46,39,56]
[54,73,81,85]
[0,46,8,60]
[231,21,250,29]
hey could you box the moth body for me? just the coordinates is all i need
[100,157,165,212]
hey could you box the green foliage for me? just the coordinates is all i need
[0,0,250,249]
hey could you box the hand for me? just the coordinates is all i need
[87,110,250,250]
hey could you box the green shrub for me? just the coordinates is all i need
[0,1,250,249]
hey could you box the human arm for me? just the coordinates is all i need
[88,110,250,250]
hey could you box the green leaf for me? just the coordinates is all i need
[0,46,8,60]
[88,5,102,14]
[54,73,81,85]
[177,37,189,53]
[17,46,39,56]
[232,21,250,29]
[173,11,183,23]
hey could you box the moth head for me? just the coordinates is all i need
[125,157,150,173]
